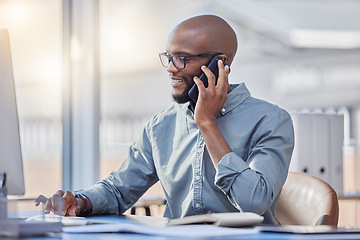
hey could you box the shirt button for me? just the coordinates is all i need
[195,203,201,208]
[195,176,201,180]
[221,108,226,113]
[197,149,202,154]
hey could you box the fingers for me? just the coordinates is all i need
[44,197,53,214]
[37,190,65,215]
[217,60,230,91]
[35,195,47,206]
[69,204,81,217]
[195,60,229,96]
[51,190,65,215]
[201,65,217,89]
[193,75,205,92]
[34,190,80,216]
[197,59,229,89]
[63,191,79,216]
[193,64,216,98]
[62,191,74,202]
[53,189,65,197]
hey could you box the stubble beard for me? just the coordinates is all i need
[172,79,194,104]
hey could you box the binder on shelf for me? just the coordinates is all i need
[289,113,313,175]
[329,115,344,194]
[311,114,330,185]
[289,113,344,194]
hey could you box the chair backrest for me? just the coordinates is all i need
[130,197,166,216]
[275,172,339,226]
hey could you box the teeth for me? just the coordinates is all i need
[172,79,183,83]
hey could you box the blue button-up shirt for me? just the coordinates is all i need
[80,83,294,224]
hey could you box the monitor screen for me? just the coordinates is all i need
[0,29,25,196]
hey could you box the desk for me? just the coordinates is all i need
[17,215,360,240]
[338,194,360,227]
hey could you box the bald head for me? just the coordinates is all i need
[168,15,238,65]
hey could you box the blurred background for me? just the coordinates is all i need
[1,0,360,226]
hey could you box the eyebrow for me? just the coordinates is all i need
[167,51,192,56]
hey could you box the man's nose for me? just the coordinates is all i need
[167,60,179,73]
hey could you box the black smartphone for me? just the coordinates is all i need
[188,56,228,103]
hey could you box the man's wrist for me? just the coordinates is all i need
[74,193,89,215]
[196,119,218,132]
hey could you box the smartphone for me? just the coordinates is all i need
[188,56,228,103]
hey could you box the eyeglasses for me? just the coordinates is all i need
[159,52,221,70]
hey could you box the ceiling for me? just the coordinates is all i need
[215,0,360,49]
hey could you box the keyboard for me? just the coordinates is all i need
[26,213,89,226]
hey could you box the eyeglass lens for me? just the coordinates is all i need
[159,54,169,68]
[172,56,185,69]
[160,54,185,69]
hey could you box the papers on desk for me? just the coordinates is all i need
[63,222,259,237]
[125,212,264,227]
[63,212,263,237]
[257,225,360,234]
[168,212,263,227]
[62,213,360,238]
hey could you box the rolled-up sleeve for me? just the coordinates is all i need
[215,111,294,215]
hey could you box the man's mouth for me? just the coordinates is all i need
[172,79,183,83]
[171,77,185,84]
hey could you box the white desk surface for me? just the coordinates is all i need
[9,214,359,240]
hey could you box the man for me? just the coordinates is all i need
[36,15,294,224]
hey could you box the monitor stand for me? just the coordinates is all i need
[0,172,62,237]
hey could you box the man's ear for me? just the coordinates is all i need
[218,54,229,65]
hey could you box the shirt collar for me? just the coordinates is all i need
[220,83,251,115]
[186,83,251,115]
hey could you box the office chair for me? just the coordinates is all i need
[130,197,166,216]
[275,172,339,226]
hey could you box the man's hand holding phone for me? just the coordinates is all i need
[193,59,230,127]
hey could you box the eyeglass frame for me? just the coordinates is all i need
[159,52,222,70]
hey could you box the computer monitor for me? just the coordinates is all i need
[0,29,25,196]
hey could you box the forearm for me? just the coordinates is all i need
[197,120,232,166]
[79,124,157,215]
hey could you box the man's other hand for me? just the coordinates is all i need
[35,190,81,216]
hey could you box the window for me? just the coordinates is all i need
[0,0,62,198]
[98,1,176,198]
